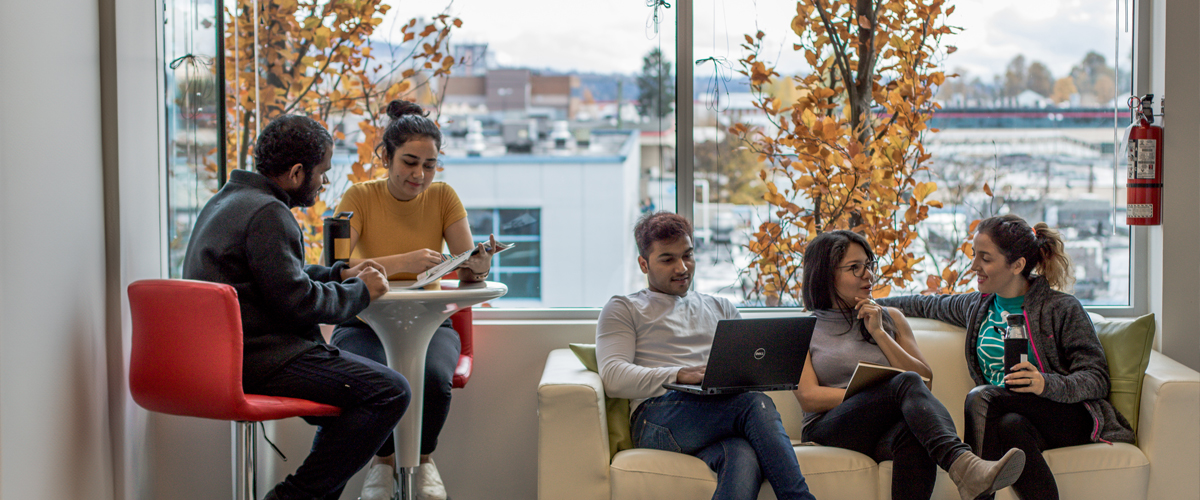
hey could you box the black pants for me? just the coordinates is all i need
[332,317,460,456]
[964,385,1093,500]
[250,344,410,500]
[804,372,972,500]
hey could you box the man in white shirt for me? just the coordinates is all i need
[596,212,816,500]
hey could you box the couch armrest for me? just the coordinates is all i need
[538,349,611,500]
[1138,350,1200,500]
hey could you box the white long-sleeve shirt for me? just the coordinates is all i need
[596,288,740,410]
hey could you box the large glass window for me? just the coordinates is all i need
[168,0,1139,310]
[691,0,1136,308]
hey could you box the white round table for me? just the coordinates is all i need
[356,280,507,500]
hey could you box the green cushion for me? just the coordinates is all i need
[568,343,634,458]
[1094,313,1156,436]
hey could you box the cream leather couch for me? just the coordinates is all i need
[537,318,1200,500]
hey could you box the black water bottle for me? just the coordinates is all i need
[323,211,354,267]
[1004,314,1029,387]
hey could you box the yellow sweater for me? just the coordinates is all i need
[335,180,467,280]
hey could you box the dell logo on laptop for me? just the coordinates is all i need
[754,348,766,360]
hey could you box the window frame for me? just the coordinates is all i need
[477,0,1149,318]
[173,0,1149,318]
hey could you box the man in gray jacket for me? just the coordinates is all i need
[184,115,406,500]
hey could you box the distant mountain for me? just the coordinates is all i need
[539,70,751,102]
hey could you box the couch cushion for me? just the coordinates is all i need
[569,343,634,458]
[1094,314,1156,435]
[794,445,879,499]
[610,449,718,499]
[906,321,974,437]
[1044,443,1150,499]
[610,445,879,500]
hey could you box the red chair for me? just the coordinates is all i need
[128,279,341,500]
[440,280,476,389]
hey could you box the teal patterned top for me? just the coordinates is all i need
[977,294,1027,385]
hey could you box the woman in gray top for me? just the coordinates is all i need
[877,215,1134,500]
[796,231,1024,500]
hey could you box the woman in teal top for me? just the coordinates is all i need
[878,214,1134,500]
[796,230,1024,500]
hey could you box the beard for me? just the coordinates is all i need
[286,173,322,208]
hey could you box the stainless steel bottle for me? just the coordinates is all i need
[323,211,354,267]
[1004,313,1029,387]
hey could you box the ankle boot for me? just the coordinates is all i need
[948,448,1025,500]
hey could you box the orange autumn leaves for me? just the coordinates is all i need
[735,0,971,305]
[217,0,461,263]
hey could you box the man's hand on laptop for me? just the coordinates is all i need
[677,365,707,385]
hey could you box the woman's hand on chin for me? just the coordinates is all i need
[855,296,886,337]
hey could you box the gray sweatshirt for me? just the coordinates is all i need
[876,276,1134,444]
[596,289,740,410]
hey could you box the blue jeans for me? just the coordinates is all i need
[631,391,816,500]
[249,344,411,500]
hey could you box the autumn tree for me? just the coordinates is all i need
[1091,74,1116,104]
[733,0,957,306]
[1051,76,1078,104]
[221,0,461,262]
[1026,61,1054,97]
[636,47,675,119]
[694,133,768,206]
[1003,54,1026,98]
[1069,51,1114,98]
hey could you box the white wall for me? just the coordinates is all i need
[256,319,600,500]
[1,0,115,497]
[1147,0,1200,371]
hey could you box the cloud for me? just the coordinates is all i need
[945,0,1130,80]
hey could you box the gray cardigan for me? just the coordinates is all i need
[876,277,1134,444]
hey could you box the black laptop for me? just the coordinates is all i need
[662,316,815,395]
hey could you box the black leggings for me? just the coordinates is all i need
[964,385,1093,500]
[803,372,972,500]
[331,317,460,457]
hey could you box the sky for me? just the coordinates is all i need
[375,0,1132,82]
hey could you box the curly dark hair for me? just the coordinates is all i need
[377,100,442,165]
[634,212,693,258]
[254,115,333,178]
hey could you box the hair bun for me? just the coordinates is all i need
[386,100,425,120]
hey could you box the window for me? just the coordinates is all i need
[163,0,220,277]
[466,208,541,302]
[169,0,1141,312]
[689,0,1137,309]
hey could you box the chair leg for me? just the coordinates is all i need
[232,421,258,500]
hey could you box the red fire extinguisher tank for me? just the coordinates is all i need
[1127,95,1163,225]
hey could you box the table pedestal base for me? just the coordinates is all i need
[358,280,507,500]
[397,466,415,500]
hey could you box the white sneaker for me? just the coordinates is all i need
[360,463,396,500]
[415,460,447,500]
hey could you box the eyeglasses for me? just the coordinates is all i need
[837,260,877,279]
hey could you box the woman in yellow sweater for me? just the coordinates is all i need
[331,100,498,500]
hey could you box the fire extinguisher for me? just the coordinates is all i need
[1126,94,1163,225]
